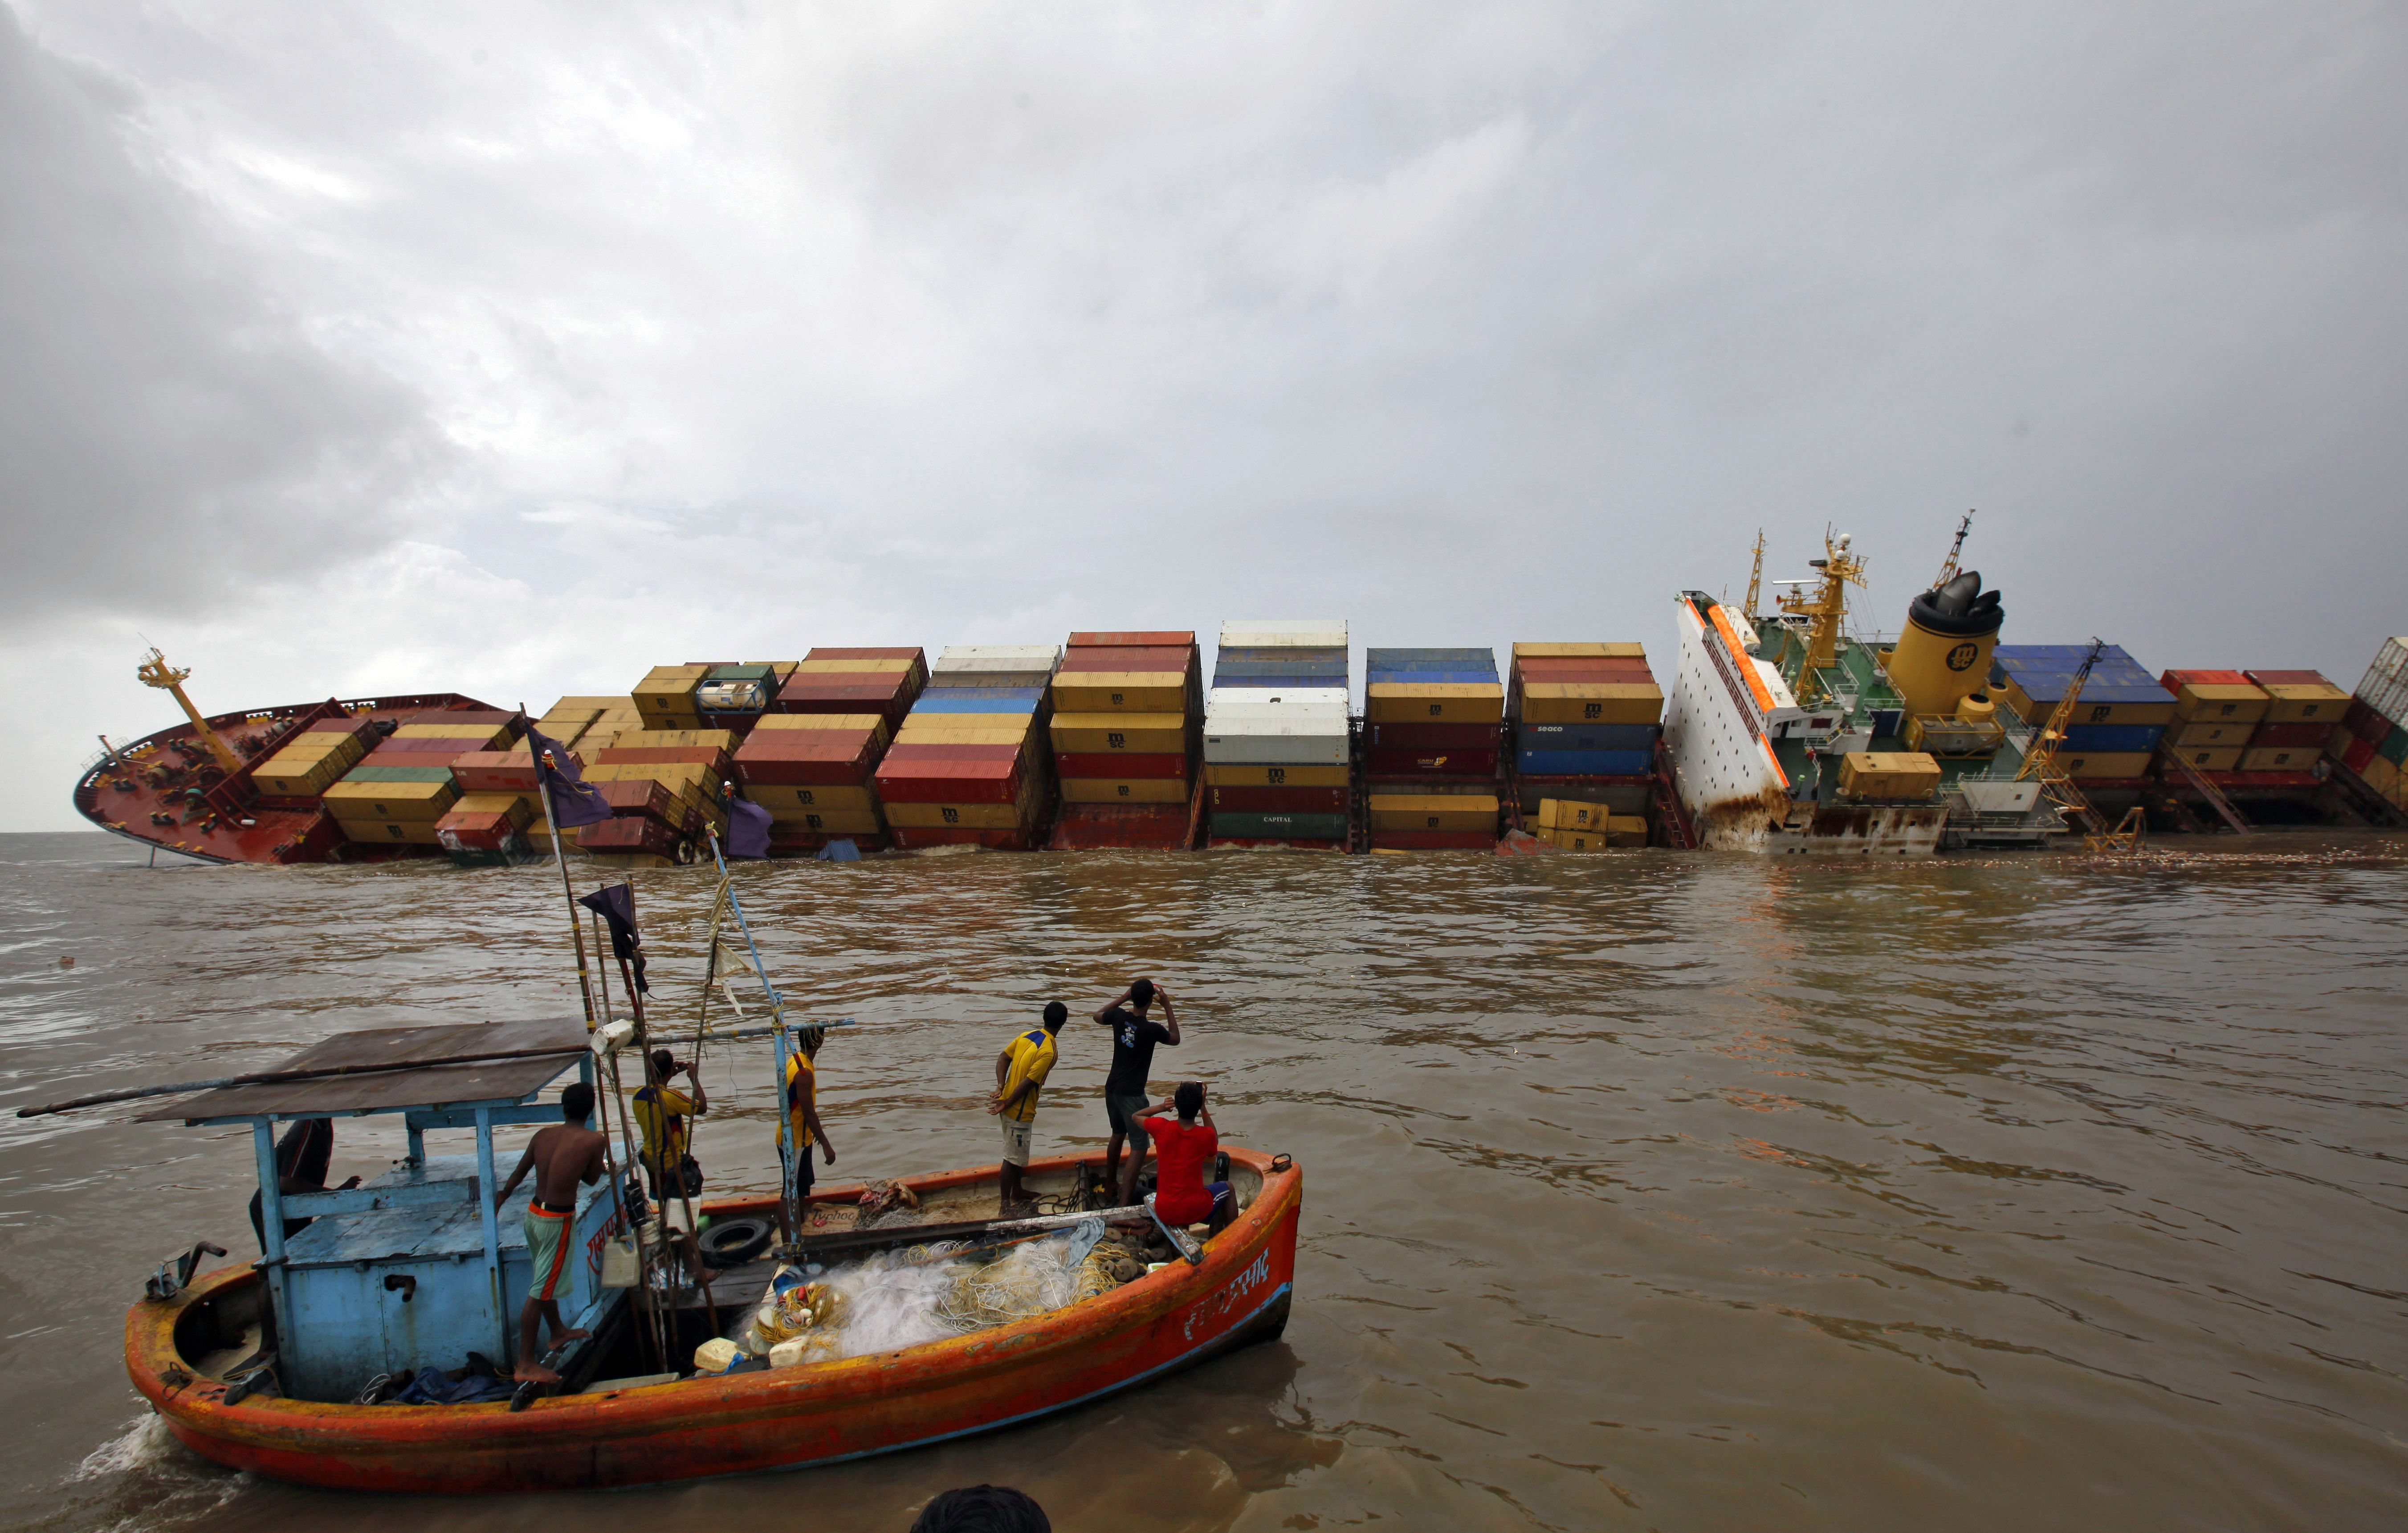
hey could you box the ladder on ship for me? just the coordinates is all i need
[2161,753,2251,834]
[1650,740,1699,850]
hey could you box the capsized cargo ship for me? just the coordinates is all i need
[1660,529,2064,856]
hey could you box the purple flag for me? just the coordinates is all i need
[726,796,773,859]
[577,882,648,992]
[526,725,613,829]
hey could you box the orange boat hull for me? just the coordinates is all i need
[126,1150,1300,1492]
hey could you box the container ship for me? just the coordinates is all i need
[73,590,2407,866]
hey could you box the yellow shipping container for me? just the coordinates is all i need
[1539,826,1614,851]
[1061,778,1190,804]
[2238,746,2318,772]
[2169,680,2269,724]
[333,819,443,846]
[394,722,511,747]
[1834,752,1941,801]
[584,763,723,801]
[1365,683,1506,724]
[1202,763,1350,788]
[1606,814,1648,846]
[451,792,534,829]
[1368,793,1499,833]
[1048,713,1187,753]
[885,801,1024,829]
[2257,681,2351,723]
[796,657,915,674]
[1536,798,1612,832]
[754,713,892,744]
[1518,683,1663,726]
[2361,752,2400,796]
[1513,642,1647,659]
[266,730,351,761]
[765,805,884,834]
[1049,674,1191,713]
[894,725,1033,747]
[636,667,708,727]
[2173,746,2245,772]
[2063,752,2154,780]
[324,779,460,822]
[2170,719,2253,748]
[253,750,351,798]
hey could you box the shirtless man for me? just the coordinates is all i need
[493,1081,608,1384]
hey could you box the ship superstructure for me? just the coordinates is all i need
[1662,528,2064,855]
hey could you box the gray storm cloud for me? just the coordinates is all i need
[0,7,442,629]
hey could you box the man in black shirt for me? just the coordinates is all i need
[1094,977,1180,1204]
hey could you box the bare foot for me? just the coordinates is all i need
[518,1361,561,1385]
[554,1328,591,1345]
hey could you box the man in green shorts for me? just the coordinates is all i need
[493,1081,608,1384]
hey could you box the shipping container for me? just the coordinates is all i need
[1059,647,1196,673]
[1514,642,1647,660]
[1049,674,1191,713]
[1833,752,1941,801]
[1202,762,1351,788]
[2170,719,2254,748]
[1516,723,1660,752]
[1207,785,1349,814]
[1367,794,1499,833]
[579,817,683,858]
[345,764,467,784]
[1363,722,1507,751]
[2250,721,2336,751]
[1992,647,2176,726]
[1060,778,1189,804]
[2237,746,2319,773]
[1518,683,1663,725]
[1055,751,1188,779]
[1206,810,1350,839]
[2175,746,2246,772]
[2160,671,2270,724]
[2062,752,2155,780]
[323,779,460,822]
[1069,631,1196,648]
[1363,684,1505,724]
[1051,712,1193,755]
[1512,748,1653,776]
[1536,799,1614,832]
[635,666,709,725]
[2244,672,2351,723]
[2062,724,2166,754]
[252,750,352,798]
[1365,747,1499,777]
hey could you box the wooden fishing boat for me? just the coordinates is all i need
[127,1146,1300,1492]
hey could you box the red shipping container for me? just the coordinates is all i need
[1207,785,1348,813]
[884,743,1026,765]
[436,810,518,853]
[595,746,734,775]
[697,712,762,739]
[2347,697,2389,744]
[1058,647,1196,673]
[1054,752,1188,779]
[578,817,681,857]
[2249,722,2333,749]
[734,735,881,787]
[1365,747,1499,777]
[451,751,542,793]
[2244,669,2332,687]
[594,779,679,824]
[2343,736,2377,772]
[406,709,518,729]
[1069,632,1195,649]
[2160,669,2250,688]
[304,715,380,745]
[875,758,1024,805]
[889,825,1039,851]
[1362,722,1505,749]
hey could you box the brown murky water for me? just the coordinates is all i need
[4,830,2406,1531]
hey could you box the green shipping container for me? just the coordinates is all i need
[1209,811,1349,839]
[345,765,459,784]
[2382,723,2408,767]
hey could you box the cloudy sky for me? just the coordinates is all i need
[4,2,2402,830]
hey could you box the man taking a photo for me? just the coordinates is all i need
[1094,978,1179,1204]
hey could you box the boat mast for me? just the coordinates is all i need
[1930,509,1975,590]
[1775,529,1866,704]
[1742,529,1767,623]
[136,648,241,774]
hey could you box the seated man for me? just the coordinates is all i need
[631,1049,708,1202]
[492,1082,608,1384]
[1138,1082,1231,1235]
[246,1116,359,1252]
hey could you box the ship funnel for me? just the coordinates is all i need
[1890,570,2004,720]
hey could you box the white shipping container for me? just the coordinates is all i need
[931,656,1062,675]
[1205,687,1350,720]
[938,645,1063,664]
[1218,619,1348,649]
[1202,731,1351,765]
[2359,637,2408,727]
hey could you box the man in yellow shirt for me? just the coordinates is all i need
[990,1003,1067,1208]
[631,1048,707,1202]
[784,1025,834,1227]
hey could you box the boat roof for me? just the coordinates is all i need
[137,1017,587,1123]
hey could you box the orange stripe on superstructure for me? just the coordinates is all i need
[1706,603,1775,713]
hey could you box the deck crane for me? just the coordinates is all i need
[1742,529,1767,622]
[1931,509,1975,590]
[136,648,242,775]
[2015,638,2147,853]
[1773,527,1867,705]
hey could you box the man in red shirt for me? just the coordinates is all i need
[1138,1082,1230,1232]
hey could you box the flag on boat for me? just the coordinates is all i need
[726,796,773,859]
[577,881,648,993]
[525,725,613,829]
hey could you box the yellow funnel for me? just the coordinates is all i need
[1889,572,2002,720]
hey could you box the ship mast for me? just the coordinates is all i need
[1931,509,1975,590]
[1775,528,1866,703]
[1743,529,1766,622]
[136,648,242,774]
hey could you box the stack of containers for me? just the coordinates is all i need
[1047,631,1203,847]
[875,646,1061,850]
[1204,620,1350,846]
[1508,644,1663,829]
[322,712,515,847]
[2156,671,2269,777]
[634,667,709,732]
[2336,638,2408,812]
[1530,797,1646,850]
[2237,670,2351,774]
[437,742,550,859]
[251,716,376,807]
[1991,647,2176,779]
[776,649,926,735]
[1361,648,1502,850]
[581,728,736,858]
[734,714,892,851]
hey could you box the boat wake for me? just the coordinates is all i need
[66,1415,244,1533]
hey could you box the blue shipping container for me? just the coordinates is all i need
[2062,723,2166,753]
[1517,724,1660,752]
[1365,648,1497,667]
[1516,748,1654,777]
[911,691,1042,714]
